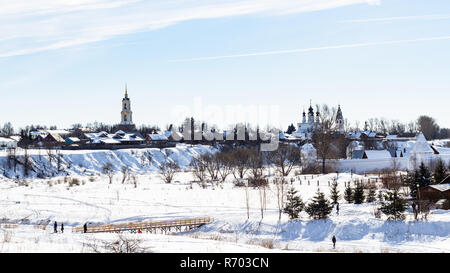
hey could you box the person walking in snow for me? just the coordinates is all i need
[61,223,64,233]
[83,223,88,233]
[332,235,336,249]
[54,221,58,233]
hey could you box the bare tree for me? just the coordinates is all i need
[248,149,265,185]
[258,182,268,219]
[417,115,440,140]
[1,122,14,136]
[121,165,130,184]
[159,161,179,183]
[46,148,53,165]
[312,104,339,174]
[7,148,17,173]
[274,177,288,220]
[244,180,250,219]
[230,148,251,180]
[268,144,301,177]
[216,152,233,183]
[55,149,63,173]
[22,147,32,177]
[202,153,219,181]
[102,162,114,184]
[130,174,138,188]
[190,156,207,182]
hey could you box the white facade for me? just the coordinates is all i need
[293,103,345,139]
[293,104,319,139]
[0,137,17,148]
[408,133,436,170]
[301,143,317,163]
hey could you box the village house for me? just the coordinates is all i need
[39,132,66,146]
[351,150,392,160]
[418,184,450,210]
[0,137,18,149]
[146,133,169,145]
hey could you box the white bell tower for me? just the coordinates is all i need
[121,85,133,125]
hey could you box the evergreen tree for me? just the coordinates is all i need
[380,190,407,220]
[283,187,305,219]
[433,159,447,184]
[329,180,340,204]
[286,124,296,134]
[344,183,354,203]
[408,162,433,198]
[353,183,365,204]
[366,186,377,203]
[305,189,333,220]
[377,190,384,202]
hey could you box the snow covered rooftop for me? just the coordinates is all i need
[99,138,121,144]
[347,131,377,139]
[9,136,21,142]
[410,133,434,154]
[429,184,450,192]
[46,129,71,136]
[165,131,184,140]
[148,134,169,141]
[363,150,392,159]
[301,143,316,151]
[85,131,143,144]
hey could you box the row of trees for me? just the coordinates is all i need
[283,180,409,221]
[188,145,303,185]
[345,115,449,139]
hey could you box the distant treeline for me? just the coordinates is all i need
[1,111,449,141]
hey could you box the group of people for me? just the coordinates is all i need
[53,221,89,233]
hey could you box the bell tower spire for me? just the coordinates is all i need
[121,85,133,127]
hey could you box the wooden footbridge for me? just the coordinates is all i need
[72,217,214,234]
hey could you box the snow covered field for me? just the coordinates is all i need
[1,169,449,253]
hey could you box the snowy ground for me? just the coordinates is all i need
[1,170,449,253]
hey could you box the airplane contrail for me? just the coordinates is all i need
[341,14,450,23]
[170,35,450,62]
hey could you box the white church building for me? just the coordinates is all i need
[292,103,345,139]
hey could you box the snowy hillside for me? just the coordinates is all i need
[0,144,218,179]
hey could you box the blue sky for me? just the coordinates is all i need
[1,0,450,131]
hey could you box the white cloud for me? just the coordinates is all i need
[0,0,379,58]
